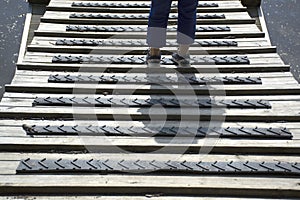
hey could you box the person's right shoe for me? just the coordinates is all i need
[171,53,191,66]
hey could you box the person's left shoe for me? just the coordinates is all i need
[146,49,161,64]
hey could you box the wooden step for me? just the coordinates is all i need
[0,174,299,197]
[47,0,247,13]
[35,23,264,39]
[6,71,300,95]
[0,135,299,154]
[40,11,255,25]
[28,37,276,54]
[0,118,299,138]
[0,100,300,121]
[17,62,290,73]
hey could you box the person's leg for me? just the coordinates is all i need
[147,0,172,53]
[171,0,197,65]
[177,0,198,56]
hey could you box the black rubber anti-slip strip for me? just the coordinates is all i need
[48,74,261,85]
[69,13,225,20]
[22,124,293,139]
[52,55,250,65]
[32,97,271,109]
[56,39,237,47]
[71,2,219,8]
[66,25,231,32]
[17,158,300,175]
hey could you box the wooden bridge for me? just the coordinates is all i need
[0,0,299,198]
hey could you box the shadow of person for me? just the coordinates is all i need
[137,54,227,155]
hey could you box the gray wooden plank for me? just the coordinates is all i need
[6,74,300,95]
[40,11,255,25]
[0,101,299,121]
[0,117,299,138]
[47,0,247,13]
[0,174,299,197]
[17,62,290,73]
[35,23,264,39]
[27,44,277,54]
[1,152,299,162]
[21,52,285,65]
[31,37,270,47]
[0,135,299,154]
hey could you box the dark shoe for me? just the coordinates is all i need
[146,49,161,64]
[171,53,190,66]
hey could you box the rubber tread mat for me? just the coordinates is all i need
[22,124,292,139]
[71,2,219,8]
[52,55,250,65]
[69,13,225,20]
[66,25,231,32]
[17,158,300,175]
[48,74,260,85]
[56,39,237,47]
[32,97,271,109]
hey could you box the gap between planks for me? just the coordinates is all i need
[0,197,278,200]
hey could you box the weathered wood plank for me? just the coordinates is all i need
[0,122,299,139]
[47,5,247,14]
[0,117,299,138]
[0,135,299,153]
[1,152,299,162]
[0,175,299,197]
[14,69,290,77]
[17,62,290,73]
[31,37,271,47]
[27,34,276,54]
[12,70,298,84]
[2,93,300,108]
[21,52,285,65]
[27,44,277,54]
[3,89,300,102]
[35,23,264,39]
[0,118,299,130]
[47,0,247,13]
[40,11,255,25]
[0,100,299,121]
[14,69,293,79]
[1,154,300,174]
[17,13,32,64]
[6,76,300,95]
[0,127,27,137]
[0,161,18,175]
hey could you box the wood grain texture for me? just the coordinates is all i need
[0,0,298,198]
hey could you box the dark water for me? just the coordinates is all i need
[262,0,300,81]
[0,0,29,98]
[0,0,299,99]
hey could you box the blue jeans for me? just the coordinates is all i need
[147,0,198,48]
